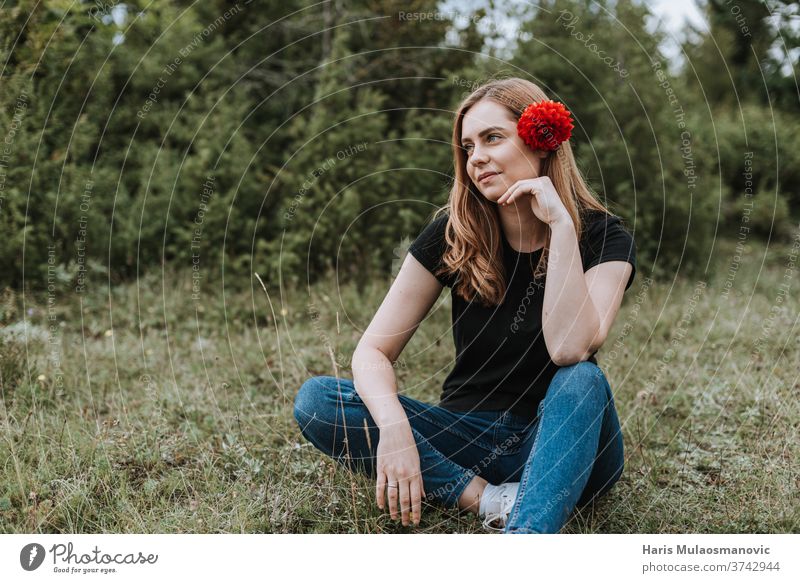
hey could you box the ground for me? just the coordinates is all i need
[0,238,797,533]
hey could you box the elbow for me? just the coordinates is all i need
[550,340,603,367]
[351,344,367,369]
[351,344,371,368]
[351,343,394,369]
[545,324,607,367]
[550,350,589,367]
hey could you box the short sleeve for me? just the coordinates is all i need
[581,213,637,291]
[407,214,456,287]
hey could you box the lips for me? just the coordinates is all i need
[477,171,499,183]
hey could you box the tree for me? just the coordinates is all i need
[507,0,716,278]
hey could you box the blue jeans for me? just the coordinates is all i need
[292,361,624,533]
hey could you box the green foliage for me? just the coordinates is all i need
[507,0,718,278]
[714,105,800,217]
[0,333,31,400]
[682,0,798,113]
[0,0,796,291]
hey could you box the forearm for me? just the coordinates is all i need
[542,218,601,362]
[351,346,409,430]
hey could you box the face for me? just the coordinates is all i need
[460,98,547,202]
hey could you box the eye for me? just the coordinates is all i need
[462,134,502,155]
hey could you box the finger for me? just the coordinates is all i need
[503,183,527,206]
[410,479,422,526]
[514,183,542,207]
[399,479,411,526]
[387,476,399,519]
[376,472,386,510]
[497,183,518,204]
[497,179,523,203]
[498,184,516,205]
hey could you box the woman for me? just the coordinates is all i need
[293,77,636,533]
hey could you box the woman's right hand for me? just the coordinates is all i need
[375,422,425,526]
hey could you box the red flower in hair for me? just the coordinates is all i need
[517,100,574,151]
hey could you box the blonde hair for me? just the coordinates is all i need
[431,77,610,307]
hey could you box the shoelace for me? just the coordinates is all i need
[480,488,516,533]
[481,512,507,532]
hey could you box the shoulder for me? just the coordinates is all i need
[577,208,637,288]
[427,211,450,232]
[580,208,620,227]
[407,211,454,287]
[579,209,632,245]
[409,212,449,249]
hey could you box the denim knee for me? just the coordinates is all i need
[549,361,607,404]
[293,375,339,434]
[553,360,601,381]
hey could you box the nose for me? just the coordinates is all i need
[469,144,490,169]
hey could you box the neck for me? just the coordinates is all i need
[497,202,548,253]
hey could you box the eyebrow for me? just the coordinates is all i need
[461,126,506,145]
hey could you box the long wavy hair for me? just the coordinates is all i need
[431,77,610,307]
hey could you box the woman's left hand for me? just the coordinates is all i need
[496,176,571,226]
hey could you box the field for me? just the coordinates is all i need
[1,238,798,533]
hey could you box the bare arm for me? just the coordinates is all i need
[351,252,444,526]
[351,253,443,427]
[543,217,632,365]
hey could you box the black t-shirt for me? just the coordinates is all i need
[407,209,637,421]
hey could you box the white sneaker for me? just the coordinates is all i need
[479,482,520,532]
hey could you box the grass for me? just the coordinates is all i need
[1,237,798,533]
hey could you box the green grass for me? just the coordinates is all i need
[1,237,798,533]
